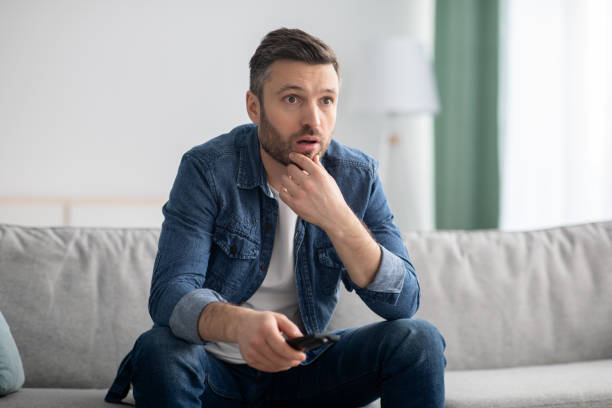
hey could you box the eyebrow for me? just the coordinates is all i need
[276,84,337,95]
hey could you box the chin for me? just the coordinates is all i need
[300,151,316,159]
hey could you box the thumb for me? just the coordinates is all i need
[314,154,322,166]
[276,314,303,338]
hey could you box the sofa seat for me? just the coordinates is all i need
[0,388,135,407]
[445,359,612,408]
[3,360,610,408]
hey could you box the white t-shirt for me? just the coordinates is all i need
[204,188,301,364]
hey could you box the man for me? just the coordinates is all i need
[106,28,445,407]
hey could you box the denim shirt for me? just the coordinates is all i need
[149,123,420,363]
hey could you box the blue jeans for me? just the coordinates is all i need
[107,319,445,407]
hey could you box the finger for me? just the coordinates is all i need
[276,313,304,338]
[256,352,298,372]
[252,332,302,372]
[274,315,307,360]
[262,336,296,366]
[245,355,274,372]
[314,154,326,170]
[245,337,291,371]
[287,163,310,178]
[264,332,304,365]
[269,333,306,363]
[248,354,292,373]
[280,174,300,197]
[290,163,310,176]
[286,164,308,185]
[262,316,304,364]
[278,187,299,210]
[278,184,292,200]
[289,152,319,174]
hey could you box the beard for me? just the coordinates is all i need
[258,104,331,166]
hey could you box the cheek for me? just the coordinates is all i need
[276,115,297,132]
[324,110,336,130]
[268,107,297,129]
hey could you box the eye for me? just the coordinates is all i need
[322,97,334,105]
[284,95,298,104]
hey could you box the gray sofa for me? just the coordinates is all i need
[0,221,611,407]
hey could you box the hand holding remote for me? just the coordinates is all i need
[286,333,341,351]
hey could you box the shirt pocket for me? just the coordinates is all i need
[315,243,344,296]
[212,227,260,260]
[207,227,260,297]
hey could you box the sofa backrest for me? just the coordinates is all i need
[328,221,612,370]
[0,225,157,389]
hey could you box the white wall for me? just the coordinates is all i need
[0,0,435,228]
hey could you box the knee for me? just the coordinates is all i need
[130,327,209,404]
[385,318,446,362]
[132,326,207,374]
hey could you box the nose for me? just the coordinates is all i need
[301,101,322,129]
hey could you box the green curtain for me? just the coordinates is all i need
[434,0,500,229]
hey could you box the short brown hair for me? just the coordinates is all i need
[249,28,340,101]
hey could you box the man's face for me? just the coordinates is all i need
[254,60,339,166]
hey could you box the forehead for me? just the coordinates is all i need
[264,60,339,94]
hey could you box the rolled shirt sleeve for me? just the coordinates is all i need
[169,288,228,345]
[364,245,406,293]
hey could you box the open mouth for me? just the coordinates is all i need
[294,137,320,153]
[296,136,319,145]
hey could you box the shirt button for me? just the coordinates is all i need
[260,264,267,271]
[264,223,272,230]
[230,245,237,254]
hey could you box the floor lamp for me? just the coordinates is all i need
[350,37,439,230]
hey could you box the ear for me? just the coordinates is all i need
[246,90,261,124]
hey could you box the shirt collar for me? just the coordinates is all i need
[236,124,273,196]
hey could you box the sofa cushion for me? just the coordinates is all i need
[0,225,158,389]
[445,359,612,408]
[329,221,612,370]
[0,311,25,396]
[0,388,134,407]
[3,361,609,408]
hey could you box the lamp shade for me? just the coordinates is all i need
[349,37,439,115]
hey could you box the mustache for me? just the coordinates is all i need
[290,126,322,139]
